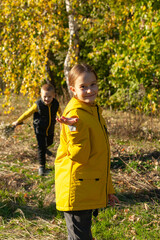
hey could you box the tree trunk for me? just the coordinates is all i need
[64,0,79,96]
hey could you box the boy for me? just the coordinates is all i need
[13,83,61,176]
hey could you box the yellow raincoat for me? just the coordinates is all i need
[55,97,115,211]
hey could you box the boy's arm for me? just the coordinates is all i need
[12,103,38,126]
[57,106,62,117]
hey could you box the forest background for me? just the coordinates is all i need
[0,0,160,115]
[0,1,160,239]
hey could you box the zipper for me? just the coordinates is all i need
[96,105,110,141]
[96,105,108,137]
[46,105,51,136]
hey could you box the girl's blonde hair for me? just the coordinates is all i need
[68,63,98,87]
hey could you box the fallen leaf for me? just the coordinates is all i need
[113,214,118,220]
[124,208,129,215]
[144,203,149,211]
[128,215,136,222]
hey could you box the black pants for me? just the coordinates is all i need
[64,210,93,240]
[36,134,53,166]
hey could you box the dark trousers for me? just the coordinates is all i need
[36,134,53,166]
[64,210,93,240]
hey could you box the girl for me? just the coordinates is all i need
[55,64,119,240]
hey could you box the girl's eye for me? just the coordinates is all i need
[80,85,85,89]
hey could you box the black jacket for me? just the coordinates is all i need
[33,98,59,136]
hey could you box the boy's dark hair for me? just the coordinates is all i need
[68,63,98,87]
[41,83,55,93]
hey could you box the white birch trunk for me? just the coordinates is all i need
[64,0,79,96]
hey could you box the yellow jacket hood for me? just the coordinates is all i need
[63,97,97,115]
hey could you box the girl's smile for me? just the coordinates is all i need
[70,72,98,104]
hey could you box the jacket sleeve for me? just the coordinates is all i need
[65,118,90,164]
[57,106,62,117]
[100,113,115,195]
[16,103,38,124]
[107,172,115,194]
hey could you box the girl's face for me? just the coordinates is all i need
[70,72,98,104]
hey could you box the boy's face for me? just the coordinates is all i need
[41,89,55,105]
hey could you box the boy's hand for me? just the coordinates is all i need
[12,121,18,127]
[108,194,120,207]
[56,116,79,126]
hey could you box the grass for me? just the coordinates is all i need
[0,95,160,239]
[92,203,160,240]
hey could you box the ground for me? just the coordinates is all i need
[0,95,160,239]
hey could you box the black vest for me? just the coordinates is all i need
[33,98,59,136]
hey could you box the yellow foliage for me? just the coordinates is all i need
[148,94,152,100]
[0,0,67,113]
[151,102,156,113]
[142,6,146,11]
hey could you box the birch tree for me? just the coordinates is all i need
[64,0,79,96]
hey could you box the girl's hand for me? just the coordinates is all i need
[108,194,120,207]
[56,116,79,126]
